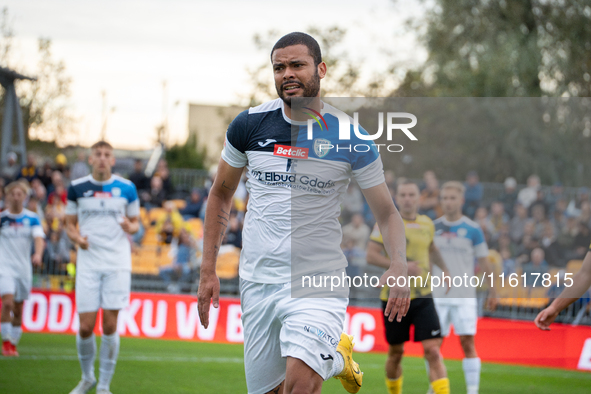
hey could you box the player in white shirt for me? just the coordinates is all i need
[65,141,140,394]
[0,180,45,357]
[431,181,495,394]
[197,32,410,394]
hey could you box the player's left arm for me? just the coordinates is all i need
[31,218,45,267]
[362,182,410,322]
[120,184,141,234]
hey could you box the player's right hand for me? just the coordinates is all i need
[197,270,220,329]
[379,267,411,323]
[534,305,558,330]
[78,236,89,250]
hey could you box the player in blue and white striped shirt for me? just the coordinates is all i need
[0,180,45,357]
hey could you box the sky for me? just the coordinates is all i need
[3,0,426,150]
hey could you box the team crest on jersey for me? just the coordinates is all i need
[313,138,331,158]
[457,228,468,237]
[22,218,30,226]
[111,187,121,197]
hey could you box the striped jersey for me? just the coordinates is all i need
[221,98,384,283]
[65,174,139,272]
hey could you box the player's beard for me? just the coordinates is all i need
[277,70,321,108]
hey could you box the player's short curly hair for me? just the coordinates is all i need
[271,32,322,66]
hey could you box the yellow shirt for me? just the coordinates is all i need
[370,215,435,300]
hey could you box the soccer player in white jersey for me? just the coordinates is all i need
[0,180,45,357]
[197,32,410,394]
[431,181,495,394]
[65,141,140,394]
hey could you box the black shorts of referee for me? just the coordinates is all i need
[381,294,442,345]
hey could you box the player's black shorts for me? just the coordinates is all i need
[381,294,442,345]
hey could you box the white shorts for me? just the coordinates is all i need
[240,278,348,394]
[433,298,477,337]
[75,270,131,313]
[0,276,30,302]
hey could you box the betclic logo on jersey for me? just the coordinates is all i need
[273,144,309,159]
[305,108,418,154]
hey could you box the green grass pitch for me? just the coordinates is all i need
[0,333,589,393]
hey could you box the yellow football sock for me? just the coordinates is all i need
[431,377,450,394]
[385,376,403,394]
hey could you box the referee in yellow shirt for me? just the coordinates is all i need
[367,180,450,394]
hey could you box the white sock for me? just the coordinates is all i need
[329,351,345,378]
[97,332,120,391]
[425,358,430,377]
[10,325,22,345]
[1,322,12,342]
[77,333,96,382]
[463,357,481,394]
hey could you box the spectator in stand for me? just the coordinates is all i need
[0,178,5,211]
[1,152,19,182]
[488,201,509,239]
[341,183,364,224]
[530,203,549,239]
[222,212,243,249]
[567,222,591,261]
[499,177,518,217]
[342,237,366,279]
[159,228,197,290]
[54,153,68,173]
[550,199,568,231]
[509,203,528,243]
[37,161,53,190]
[557,214,579,251]
[515,220,540,265]
[180,188,204,220]
[47,171,67,206]
[156,201,185,245]
[45,230,70,275]
[545,182,564,214]
[418,170,442,220]
[70,151,90,181]
[566,187,591,218]
[474,206,494,243]
[341,213,370,251]
[463,170,482,219]
[17,153,39,183]
[579,201,591,229]
[30,179,47,209]
[154,159,173,197]
[141,175,167,209]
[522,248,549,287]
[500,248,516,276]
[517,174,540,209]
[540,223,564,267]
[129,159,150,193]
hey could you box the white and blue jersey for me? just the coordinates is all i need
[65,175,139,272]
[221,98,384,283]
[0,209,45,281]
[432,216,489,302]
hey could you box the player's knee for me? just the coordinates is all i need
[423,345,441,363]
[387,345,404,364]
[78,322,95,337]
[1,299,14,313]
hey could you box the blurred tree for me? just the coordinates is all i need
[0,7,74,144]
[389,0,591,186]
[165,134,207,170]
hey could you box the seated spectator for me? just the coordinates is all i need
[517,174,540,209]
[463,170,482,219]
[566,222,591,261]
[180,188,204,220]
[580,200,591,229]
[70,151,90,181]
[499,177,518,217]
[530,203,549,239]
[509,203,528,243]
[48,180,67,206]
[45,230,70,275]
[129,159,150,193]
[154,159,174,197]
[222,212,243,249]
[342,213,370,251]
[545,182,564,214]
[515,232,540,265]
[159,228,197,290]
[37,161,53,190]
[487,201,509,242]
[17,153,39,183]
[550,199,567,232]
[1,152,19,182]
[475,206,494,243]
[342,237,366,279]
[540,223,564,267]
[500,248,516,276]
[141,175,167,209]
[155,201,185,245]
[557,214,579,250]
[522,248,549,287]
[30,178,47,210]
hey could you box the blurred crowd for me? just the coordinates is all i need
[2,150,590,296]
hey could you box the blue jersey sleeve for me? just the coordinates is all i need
[67,184,77,202]
[226,110,249,153]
